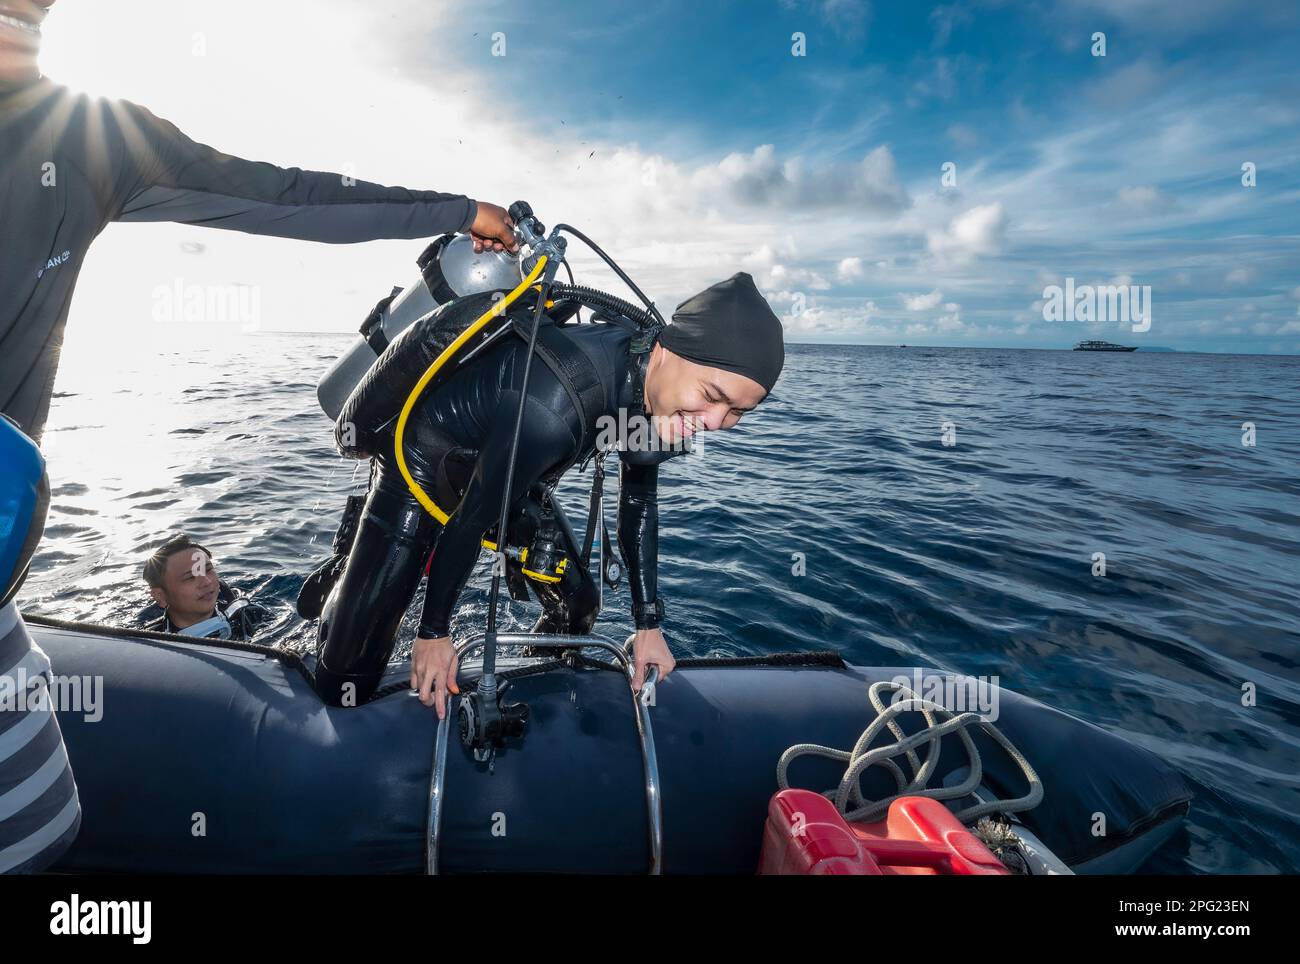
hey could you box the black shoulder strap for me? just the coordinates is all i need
[522,323,607,459]
[359,287,402,354]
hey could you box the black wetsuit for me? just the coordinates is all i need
[136,582,269,641]
[314,313,683,705]
[0,78,477,444]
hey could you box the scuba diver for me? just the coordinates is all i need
[136,534,269,641]
[305,258,786,715]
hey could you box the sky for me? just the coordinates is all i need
[37,0,1300,352]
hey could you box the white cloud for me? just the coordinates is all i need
[782,298,885,339]
[837,257,865,281]
[690,144,909,215]
[926,203,1007,263]
[1115,185,1178,216]
[902,289,944,311]
[742,244,781,272]
[768,264,833,290]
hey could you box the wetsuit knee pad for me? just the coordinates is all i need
[312,656,385,708]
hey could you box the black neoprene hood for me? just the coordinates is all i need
[658,272,785,394]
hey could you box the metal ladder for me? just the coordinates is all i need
[425,632,663,874]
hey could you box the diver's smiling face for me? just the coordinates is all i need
[0,0,54,89]
[643,344,766,445]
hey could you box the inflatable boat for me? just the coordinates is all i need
[25,614,1192,875]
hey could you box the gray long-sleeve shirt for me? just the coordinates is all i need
[0,77,478,443]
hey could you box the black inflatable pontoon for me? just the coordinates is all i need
[27,616,1191,874]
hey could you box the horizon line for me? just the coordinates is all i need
[243,329,1299,356]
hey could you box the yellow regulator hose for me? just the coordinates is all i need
[394,256,549,523]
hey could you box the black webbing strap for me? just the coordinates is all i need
[579,452,605,566]
[417,234,459,305]
[521,322,607,458]
[359,287,402,355]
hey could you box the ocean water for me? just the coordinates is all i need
[24,326,1300,874]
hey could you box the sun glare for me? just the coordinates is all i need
[38,0,172,99]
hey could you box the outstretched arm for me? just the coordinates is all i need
[104,97,513,245]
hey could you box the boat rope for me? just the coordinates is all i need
[776,679,1044,825]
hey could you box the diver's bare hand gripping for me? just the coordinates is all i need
[632,627,676,693]
[469,201,519,254]
[412,635,460,719]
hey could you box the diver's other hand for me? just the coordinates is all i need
[469,201,519,254]
[411,635,459,719]
[631,627,675,693]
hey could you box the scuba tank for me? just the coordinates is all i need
[315,234,524,422]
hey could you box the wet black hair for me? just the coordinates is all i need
[143,533,212,589]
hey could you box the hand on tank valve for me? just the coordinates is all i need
[469,201,519,254]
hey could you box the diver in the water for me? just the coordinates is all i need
[309,272,785,714]
[136,534,269,641]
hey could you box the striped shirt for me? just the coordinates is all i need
[0,601,81,873]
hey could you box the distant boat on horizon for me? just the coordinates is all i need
[1074,340,1137,352]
